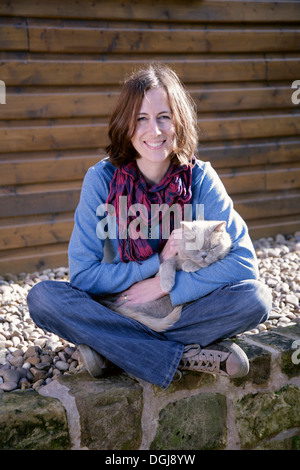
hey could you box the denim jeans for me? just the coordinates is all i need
[27,279,271,389]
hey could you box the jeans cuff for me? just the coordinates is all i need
[160,343,185,389]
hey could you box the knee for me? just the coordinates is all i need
[27,280,56,325]
[27,280,48,307]
[242,279,272,323]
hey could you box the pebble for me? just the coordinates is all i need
[0,268,84,391]
[0,234,299,391]
[0,381,18,392]
[246,232,300,335]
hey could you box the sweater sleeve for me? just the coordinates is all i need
[169,161,259,306]
[68,163,160,295]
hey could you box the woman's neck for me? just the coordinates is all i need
[136,158,171,186]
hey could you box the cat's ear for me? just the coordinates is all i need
[180,221,195,240]
[213,221,227,232]
[180,220,193,231]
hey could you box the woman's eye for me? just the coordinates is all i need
[136,114,171,123]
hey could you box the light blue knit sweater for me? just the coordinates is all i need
[68,158,258,306]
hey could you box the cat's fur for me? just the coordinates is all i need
[101,220,231,332]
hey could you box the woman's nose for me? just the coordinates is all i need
[148,118,162,135]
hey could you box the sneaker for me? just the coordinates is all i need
[178,339,249,378]
[78,344,108,379]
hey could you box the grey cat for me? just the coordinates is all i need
[101,220,231,332]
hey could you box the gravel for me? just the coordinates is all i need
[0,232,299,392]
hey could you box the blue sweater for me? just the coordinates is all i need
[68,158,258,306]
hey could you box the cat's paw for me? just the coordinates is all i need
[160,277,175,293]
[182,260,200,272]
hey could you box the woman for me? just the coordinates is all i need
[27,64,271,389]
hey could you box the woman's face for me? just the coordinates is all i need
[131,87,176,173]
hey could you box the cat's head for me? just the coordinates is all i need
[180,219,228,256]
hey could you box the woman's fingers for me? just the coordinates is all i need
[159,227,183,262]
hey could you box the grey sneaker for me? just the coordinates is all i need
[78,344,108,379]
[178,339,249,378]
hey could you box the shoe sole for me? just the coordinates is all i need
[78,344,107,378]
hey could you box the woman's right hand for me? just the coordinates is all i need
[159,227,183,263]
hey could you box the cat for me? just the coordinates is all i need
[101,219,231,332]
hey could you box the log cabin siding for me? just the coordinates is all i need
[0,0,300,274]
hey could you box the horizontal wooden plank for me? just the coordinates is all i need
[1,0,299,23]
[0,242,69,275]
[0,211,74,227]
[198,109,300,142]
[202,136,300,169]
[1,53,300,86]
[0,182,82,218]
[0,118,108,153]
[248,214,300,240]
[23,20,300,54]
[0,17,27,50]
[1,81,295,121]
[219,162,300,195]
[234,189,300,220]
[0,212,73,251]
[2,87,119,120]
[191,82,295,113]
[0,152,101,185]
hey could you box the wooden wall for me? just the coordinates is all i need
[0,0,300,274]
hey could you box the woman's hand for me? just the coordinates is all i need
[117,277,166,306]
[159,227,183,263]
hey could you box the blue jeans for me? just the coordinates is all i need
[27,279,271,389]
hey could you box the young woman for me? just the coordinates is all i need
[27,64,272,389]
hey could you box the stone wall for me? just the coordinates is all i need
[0,321,299,451]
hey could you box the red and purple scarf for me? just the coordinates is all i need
[106,159,193,263]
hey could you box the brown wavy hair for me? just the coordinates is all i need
[106,63,198,167]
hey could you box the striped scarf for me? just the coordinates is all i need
[106,159,193,262]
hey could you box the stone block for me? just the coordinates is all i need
[0,390,70,450]
[232,339,271,385]
[58,371,143,450]
[150,393,227,450]
[275,321,300,339]
[154,369,216,396]
[256,432,300,450]
[251,331,300,377]
[235,385,300,449]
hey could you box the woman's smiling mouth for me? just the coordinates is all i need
[144,140,166,149]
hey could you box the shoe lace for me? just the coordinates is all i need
[180,344,222,374]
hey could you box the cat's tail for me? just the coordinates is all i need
[122,306,182,332]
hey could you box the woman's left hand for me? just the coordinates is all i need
[117,277,166,305]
